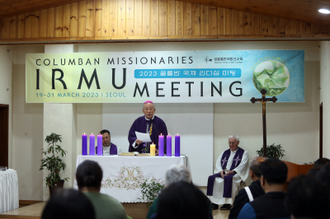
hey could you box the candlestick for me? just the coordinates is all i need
[150,143,155,156]
[158,134,164,156]
[97,134,102,156]
[175,134,180,157]
[166,134,172,157]
[82,133,87,155]
[89,133,95,155]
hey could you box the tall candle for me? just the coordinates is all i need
[150,143,155,156]
[166,134,172,157]
[97,134,103,156]
[89,133,95,155]
[175,134,180,157]
[158,134,164,156]
[82,133,87,155]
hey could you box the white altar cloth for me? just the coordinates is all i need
[0,169,19,213]
[75,155,187,203]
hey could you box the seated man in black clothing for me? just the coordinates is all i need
[229,157,266,219]
[285,175,330,219]
[237,159,290,219]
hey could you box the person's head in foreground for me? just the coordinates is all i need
[164,164,192,187]
[156,181,210,219]
[42,188,95,219]
[76,160,103,192]
[259,158,288,191]
[285,175,330,219]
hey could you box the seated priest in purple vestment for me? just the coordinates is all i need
[98,129,121,155]
[128,101,168,153]
[207,134,249,210]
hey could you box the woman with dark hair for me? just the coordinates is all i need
[76,160,128,219]
[156,181,211,219]
[42,188,95,219]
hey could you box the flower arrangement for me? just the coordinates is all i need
[256,143,285,159]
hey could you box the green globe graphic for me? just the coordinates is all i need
[253,60,290,96]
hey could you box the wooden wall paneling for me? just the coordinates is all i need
[134,0,143,36]
[224,8,233,35]
[316,25,330,34]
[167,0,176,36]
[260,15,268,35]
[200,5,208,36]
[39,9,48,37]
[95,0,102,37]
[24,13,32,38]
[191,3,200,36]
[242,12,251,35]
[175,1,183,36]
[86,0,95,37]
[150,0,158,36]
[9,17,17,39]
[17,14,25,38]
[31,11,40,38]
[285,19,294,35]
[78,1,87,37]
[142,0,150,36]
[0,19,2,39]
[217,7,225,35]
[70,3,79,37]
[182,2,191,36]
[62,4,71,37]
[278,18,285,34]
[101,0,110,36]
[126,0,134,36]
[109,0,118,36]
[158,0,167,36]
[234,10,242,35]
[55,6,64,38]
[47,8,55,37]
[2,18,10,39]
[208,6,217,36]
[118,0,126,36]
[267,16,277,35]
[251,13,260,35]
[301,21,311,34]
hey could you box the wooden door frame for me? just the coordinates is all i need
[0,104,9,167]
[320,102,323,159]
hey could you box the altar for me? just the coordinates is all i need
[0,169,19,213]
[74,155,188,203]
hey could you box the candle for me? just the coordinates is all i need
[97,134,103,156]
[150,143,155,156]
[82,133,87,155]
[166,134,172,157]
[158,134,164,157]
[89,133,95,155]
[175,134,180,157]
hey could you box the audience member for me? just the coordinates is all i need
[318,162,330,193]
[285,175,330,219]
[42,188,95,219]
[76,160,129,219]
[146,164,192,219]
[229,157,266,219]
[156,181,210,219]
[237,159,290,219]
[314,157,330,166]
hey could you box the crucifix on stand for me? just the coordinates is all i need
[250,89,277,157]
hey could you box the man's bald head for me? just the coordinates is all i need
[250,157,267,179]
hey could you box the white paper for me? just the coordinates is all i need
[135,131,152,142]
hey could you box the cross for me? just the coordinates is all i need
[250,89,277,157]
[234,157,241,167]
[221,157,228,166]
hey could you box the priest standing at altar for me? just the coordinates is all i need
[206,134,249,210]
[128,101,168,153]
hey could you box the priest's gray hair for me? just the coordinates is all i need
[228,134,240,142]
[165,164,192,187]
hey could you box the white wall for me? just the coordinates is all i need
[320,41,330,158]
[11,41,321,200]
[0,46,13,167]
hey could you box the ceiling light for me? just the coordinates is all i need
[318,8,330,14]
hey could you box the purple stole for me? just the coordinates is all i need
[206,147,244,198]
[109,143,117,155]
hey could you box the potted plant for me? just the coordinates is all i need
[139,179,165,207]
[39,133,69,195]
[256,143,285,159]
